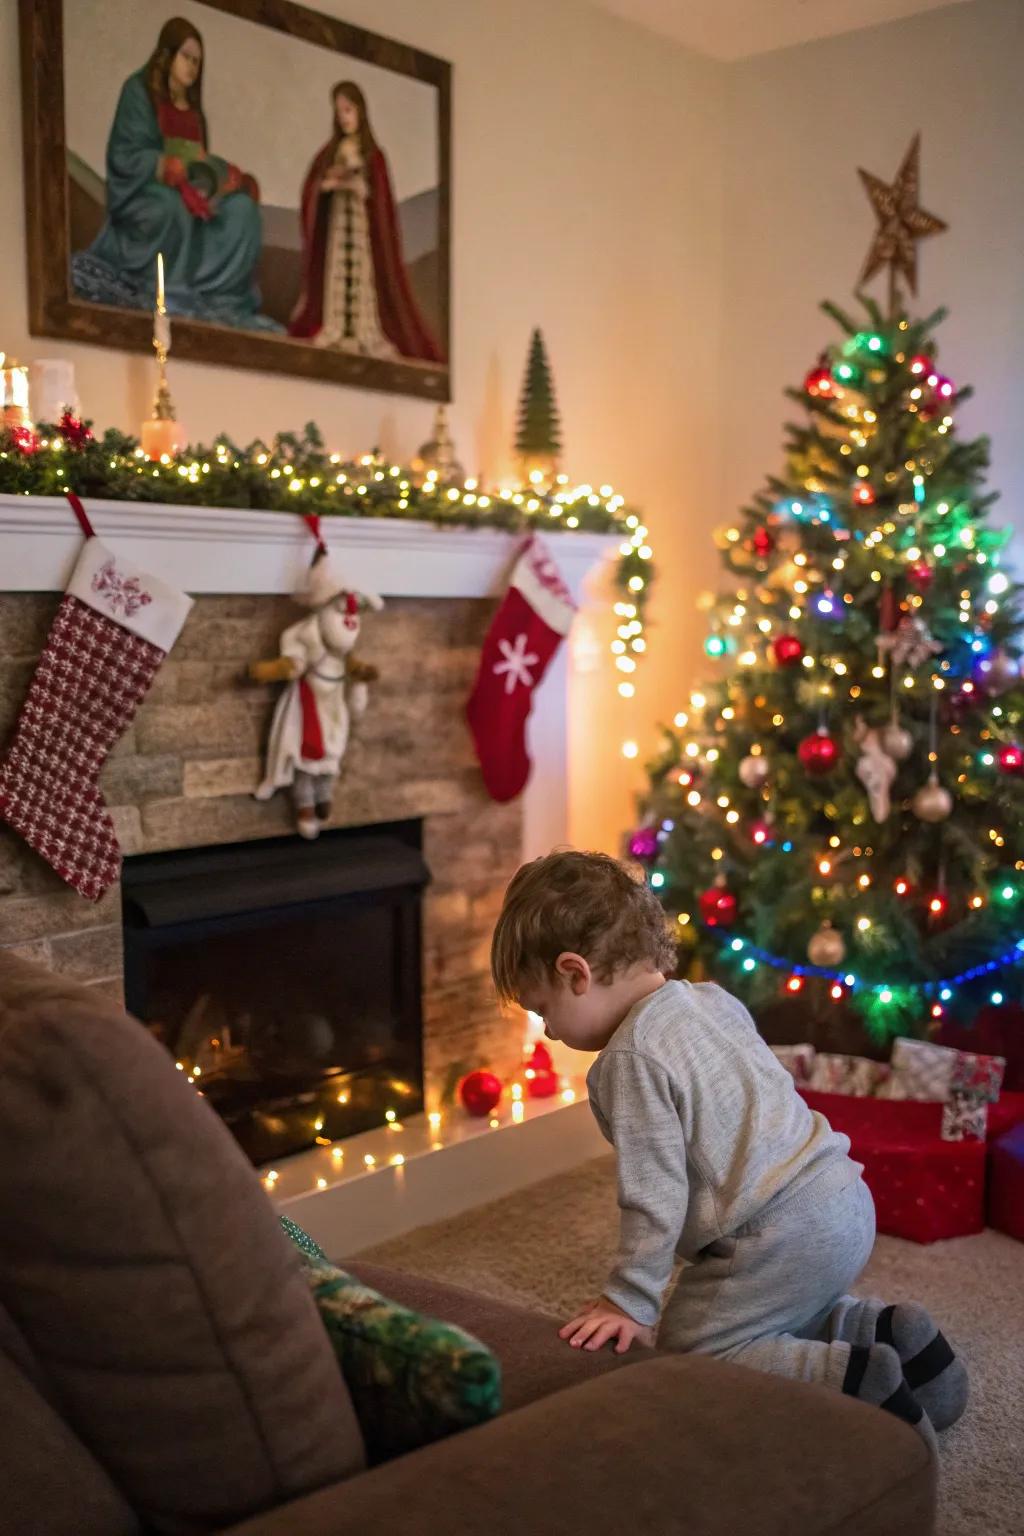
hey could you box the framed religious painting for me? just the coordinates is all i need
[19,0,451,401]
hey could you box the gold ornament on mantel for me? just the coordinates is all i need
[857,134,947,315]
[413,405,464,484]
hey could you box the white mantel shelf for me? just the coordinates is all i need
[0,494,616,600]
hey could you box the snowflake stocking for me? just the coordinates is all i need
[0,496,192,900]
[466,535,575,802]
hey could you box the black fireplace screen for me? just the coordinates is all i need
[122,821,429,1165]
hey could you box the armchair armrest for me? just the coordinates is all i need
[221,1354,935,1536]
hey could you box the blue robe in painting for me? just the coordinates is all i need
[76,72,271,328]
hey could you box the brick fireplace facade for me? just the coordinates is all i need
[0,590,524,1103]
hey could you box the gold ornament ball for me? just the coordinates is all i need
[807,922,846,968]
[912,777,953,823]
[738,753,770,789]
[879,721,914,762]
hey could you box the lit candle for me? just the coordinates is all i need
[156,251,165,313]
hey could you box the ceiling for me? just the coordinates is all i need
[591,0,972,62]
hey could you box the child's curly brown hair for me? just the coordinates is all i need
[491,849,677,1004]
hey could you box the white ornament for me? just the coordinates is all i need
[912,774,953,823]
[854,717,898,823]
[879,719,914,762]
[807,922,846,967]
[739,753,770,789]
[982,650,1019,694]
[877,615,942,671]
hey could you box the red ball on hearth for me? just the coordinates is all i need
[698,885,738,929]
[907,561,934,590]
[771,634,805,668]
[998,744,1024,775]
[798,729,840,776]
[527,1067,560,1099]
[459,1069,503,1118]
[804,359,835,398]
[525,1040,553,1074]
[752,526,774,558]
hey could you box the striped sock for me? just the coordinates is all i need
[876,1302,968,1432]
[843,1342,936,1451]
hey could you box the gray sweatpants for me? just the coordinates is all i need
[658,1175,877,1392]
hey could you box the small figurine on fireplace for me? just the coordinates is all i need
[251,555,382,839]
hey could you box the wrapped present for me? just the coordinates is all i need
[890,1037,957,1102]
[807,1053,891,1098]
[770,1043,816,1083]
[941,1091,989,1142]
[950,1049,1006,1103]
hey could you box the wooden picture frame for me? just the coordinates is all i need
[19,0,451,402]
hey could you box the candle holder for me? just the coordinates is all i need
[141,272,184,461]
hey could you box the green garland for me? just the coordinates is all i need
[0,419,654,638]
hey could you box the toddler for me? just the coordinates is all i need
[492,849,968,1446]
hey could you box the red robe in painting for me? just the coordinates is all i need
[289,141,441,363]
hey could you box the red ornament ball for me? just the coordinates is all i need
[998,744,1024,775]
[698,885,738,929]
[804,361,834,399]
[798,729,840,776]
[752,526,774,558]
[459,1069,503,1118]
[907,561,934,590]
[771,634,805,668]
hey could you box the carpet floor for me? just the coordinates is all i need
[359,1155,1024,1536]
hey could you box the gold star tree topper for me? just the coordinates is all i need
[857,134,947,312]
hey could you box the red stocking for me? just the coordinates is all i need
[466,536,575,802]
[0,496,192,900]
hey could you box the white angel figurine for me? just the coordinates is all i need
[853,716,898,823]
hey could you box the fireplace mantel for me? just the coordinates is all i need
[0,494,615,601]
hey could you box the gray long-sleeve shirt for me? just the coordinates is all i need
[586,979,858,1326]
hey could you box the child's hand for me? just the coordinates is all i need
[558,1296,654,1353]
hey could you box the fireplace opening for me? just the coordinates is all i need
[122,820,429,1166]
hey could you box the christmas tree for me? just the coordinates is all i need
[632,141,1024,1041]
[515,328,562,481]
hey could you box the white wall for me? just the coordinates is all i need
[720,0,1024,548]
[0,0,727,856]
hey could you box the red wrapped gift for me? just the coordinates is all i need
[988,1122,1024,1243]
[941,1091,988,1141]
[800,1089,986,1244]
[950,1049,1006,1103]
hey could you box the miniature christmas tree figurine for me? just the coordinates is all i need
[515,328,562,486]
[632,148,1024,1041]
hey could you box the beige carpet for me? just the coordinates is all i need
[359,1155,1024,1536]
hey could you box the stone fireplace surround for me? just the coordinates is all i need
[0,499,612,1108]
